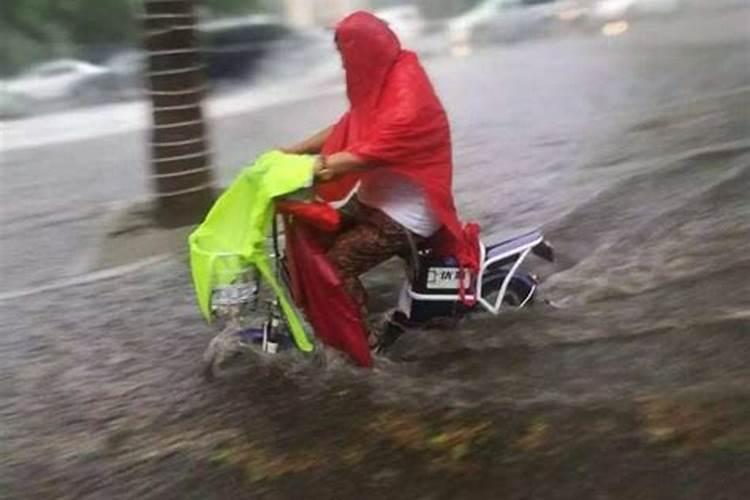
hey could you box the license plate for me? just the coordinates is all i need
[426,267,471,290]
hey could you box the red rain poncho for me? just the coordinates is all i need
[285,12,479,367]
[318,11,478,268]
[283,215,373,367]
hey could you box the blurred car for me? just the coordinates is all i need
[447,0,566,49]
[549,0,681,35]
[590,0,680,21]
[104,51,146,101]
[375,5,427,47]
[102,19,333,97]
[3,59,113,108]
[0,88,34,120]
[200,16,329,84]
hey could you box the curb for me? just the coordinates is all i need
[1,85,344,153]
[66,200,135,278]
[0,254,173,303]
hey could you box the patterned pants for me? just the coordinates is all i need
[325,200,423,321]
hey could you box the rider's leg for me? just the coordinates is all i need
[326,205,419,342]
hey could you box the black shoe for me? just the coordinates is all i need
[374,314,409,354]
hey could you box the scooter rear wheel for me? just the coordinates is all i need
[479,272,536,308]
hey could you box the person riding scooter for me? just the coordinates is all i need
[282,11,478,346]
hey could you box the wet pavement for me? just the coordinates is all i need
[2,1,750,498]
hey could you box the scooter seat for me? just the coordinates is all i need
[485,230,544,262]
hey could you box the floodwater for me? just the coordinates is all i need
[2,1,750,498]
[381,0,750,396]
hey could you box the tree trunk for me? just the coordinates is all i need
[142,0,214,228]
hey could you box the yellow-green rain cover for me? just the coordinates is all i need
[188,150,315,352]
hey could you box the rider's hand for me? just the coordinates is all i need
[314,152,368,182]
[314,155,335,182]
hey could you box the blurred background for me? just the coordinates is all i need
[3,0,738,118]
[0,0,463,118]
[2,1,750,499]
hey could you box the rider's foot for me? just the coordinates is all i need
[366,313,388,349]
[367,311,408,354]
